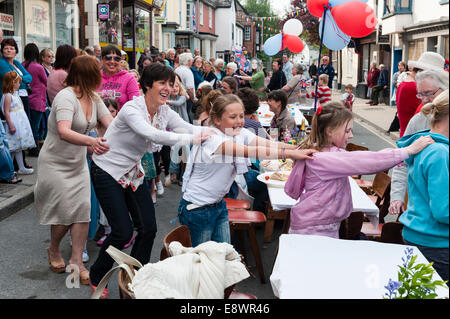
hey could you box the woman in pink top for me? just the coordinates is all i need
[284,102,434,239]
[22,43,48,156]
[97,45,140,110]
[47,45,77,105]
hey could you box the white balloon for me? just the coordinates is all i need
[283,19,303,36]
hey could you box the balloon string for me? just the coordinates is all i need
[314,7,328,111]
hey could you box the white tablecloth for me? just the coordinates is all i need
[270,234,449,299]
[257,103,309,128]
[267,177,380,227]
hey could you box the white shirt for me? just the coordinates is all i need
[175,65,195,91]
[93,95,201,182]
[182,127,256,206]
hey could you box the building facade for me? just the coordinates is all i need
[1,0,79,61]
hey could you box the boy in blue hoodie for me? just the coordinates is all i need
[396,89,449,282]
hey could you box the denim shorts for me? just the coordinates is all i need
[178,198,230,247]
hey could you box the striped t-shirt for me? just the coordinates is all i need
[306,85,332,105]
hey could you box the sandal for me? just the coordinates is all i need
[0,175,22,184]
[46,248,66,273]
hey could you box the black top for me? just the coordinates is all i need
[267,70,287,91]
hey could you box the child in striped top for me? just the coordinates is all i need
[302,74,332,105]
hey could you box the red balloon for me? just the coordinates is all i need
[285,35,304,54]
[307,0,330,18]
[282,34,288,50]
[331,1,377,38]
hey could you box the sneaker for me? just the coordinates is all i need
[156,180,164,195]
[96,233,109,246]
[123,234,135,249]
[82,249,89,263]
[164,175,171,187]
[17,168,34,175]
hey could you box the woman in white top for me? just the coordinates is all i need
[179,94,316,247]
[89,63,212,298]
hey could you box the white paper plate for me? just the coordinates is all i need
[257,171,291,188]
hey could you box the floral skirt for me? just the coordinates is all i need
[141,152,156,180]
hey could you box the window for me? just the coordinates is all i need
[199,3,203,26]
[209,7,212,29]
[383,0,412,16]
[408,39,424,62]
[25,0,52,50]
[186,3,192,30]
[244,26,251,41]
[55,0,78,48]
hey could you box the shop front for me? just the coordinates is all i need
[122,0,153,70]
[1,0,78,61]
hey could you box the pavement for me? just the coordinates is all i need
[0,91,400,219]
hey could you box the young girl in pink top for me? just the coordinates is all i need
[284,102,434,239]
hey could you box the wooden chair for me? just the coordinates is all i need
[225,198,251,210]
[263,201,290,243]
[360,173,392,239]
[345,143,370,180]
[228,209,267,284]
[339,211,365,240]
[160,225,256,299]
[377,222,404,244]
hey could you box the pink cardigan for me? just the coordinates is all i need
[23,62,47,112]
[284,146,409,237]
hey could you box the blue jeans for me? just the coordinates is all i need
[30,110,44,139]
[178,198,230,247]
[404,240,449,282]
[89,161,157,286]
[0,123,14,180]
[38,108,50,141]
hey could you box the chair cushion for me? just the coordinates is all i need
[361,222,383,237]
[228,210,266,223]
[225,198,251,210]
[228,291,257,299]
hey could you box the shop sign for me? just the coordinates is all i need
[0,13,14,31]
[98,4,110,21]
[154,16,166,24]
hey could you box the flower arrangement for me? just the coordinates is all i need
[384,247,448,299]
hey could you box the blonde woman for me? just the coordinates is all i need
[396,89,448,282]
[203,60,217,89]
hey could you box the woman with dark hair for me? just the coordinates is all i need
[221,76,238,94]
[0,38,33,118]
[89,62,213,298]
[22,43,48,156]
[268,89,295,140]
[267,58,287,91]
[35,55,113,287]
[98,45,140,110]
[47,44,77,105]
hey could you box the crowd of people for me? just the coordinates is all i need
[0,29,448,298]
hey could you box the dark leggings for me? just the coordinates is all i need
[89,162,157,286]
[153,146,171,176]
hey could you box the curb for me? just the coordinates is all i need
[0,186,34,222]
[352,112,400,142]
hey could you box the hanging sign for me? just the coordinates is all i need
[98,4,110,21]
[0,13,14,31]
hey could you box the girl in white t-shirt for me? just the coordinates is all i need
[179,94,316,247]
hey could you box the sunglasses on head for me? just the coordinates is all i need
[104,55,121,62]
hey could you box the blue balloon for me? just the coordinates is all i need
[263,33,283,56]
[319,10,350,50]
[329,0,367,7]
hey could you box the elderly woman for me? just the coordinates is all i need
[175,52,195,122]
[89,63,213,298]
[282,63,307,104]
[35,56,113,285]
[165,48,176,68]
[202,61,217,89]
[395,89,449,282]
[268,89,295,141]
[214,58,226,83]
[237,59,266,99]
[98,45,140,110]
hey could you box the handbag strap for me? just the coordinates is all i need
[91,245,143,299]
